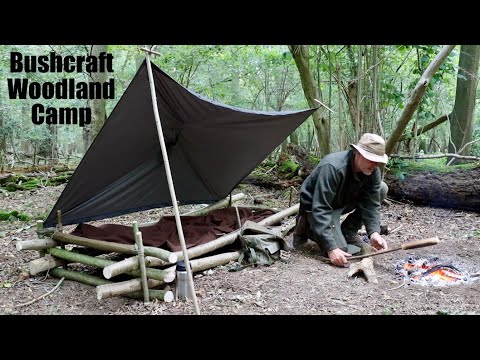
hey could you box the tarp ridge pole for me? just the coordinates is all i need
[143,49,200,315]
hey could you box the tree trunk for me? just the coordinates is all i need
[384,167,480,212]
[448,45,480,164]
[289,45,330,157]
[385,45,456,156]
[83,45,108,154]
[49,124,58,165]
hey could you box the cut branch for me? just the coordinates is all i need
[52,231,177,264]
[49,268,173,302]
[47,247,174,283]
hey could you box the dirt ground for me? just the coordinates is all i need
[1,182,479,316]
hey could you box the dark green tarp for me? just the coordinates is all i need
[44,60,316,228]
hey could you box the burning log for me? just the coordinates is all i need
[396,256,473,285]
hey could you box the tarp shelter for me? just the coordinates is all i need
[44,59,316,228]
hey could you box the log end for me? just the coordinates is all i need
[16,241,23,251]
[103,267,113,279]
[164,290,174,303]
[168,253,178,264]
[164,271,175,283]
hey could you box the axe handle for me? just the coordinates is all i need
[348,236,440,261]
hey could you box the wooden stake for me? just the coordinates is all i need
[134,230,149,303]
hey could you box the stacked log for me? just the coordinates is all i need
[16,193,299,306]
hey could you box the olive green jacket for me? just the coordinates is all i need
[299,149,382,252]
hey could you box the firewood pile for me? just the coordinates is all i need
[15,192,299,305]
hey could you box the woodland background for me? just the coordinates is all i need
[0,45,478,172]
[0,45,479,317]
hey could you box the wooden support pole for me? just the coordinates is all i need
[51,231,177,264]
[134,229,150,303]
[36,220,44,233]
[49,268,173,302]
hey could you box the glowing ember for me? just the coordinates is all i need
[396,256,476,287]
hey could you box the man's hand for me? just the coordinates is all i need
[327,248,351,267]
[370,232,388,251]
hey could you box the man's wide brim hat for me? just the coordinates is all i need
[351,133,388,164]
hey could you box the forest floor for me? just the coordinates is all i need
[1,182,479,316]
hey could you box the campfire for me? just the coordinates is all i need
[396,256,477,286]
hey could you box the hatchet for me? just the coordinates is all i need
[347,236,440,261]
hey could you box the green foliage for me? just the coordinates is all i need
[278,160,299,174]
[0,210,31,221]
[471,127,480,157]
[389,157,479,177]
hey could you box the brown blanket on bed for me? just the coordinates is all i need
[70,207,276,252]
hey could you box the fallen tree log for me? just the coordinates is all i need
[384,166,480,212]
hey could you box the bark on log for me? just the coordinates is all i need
[164,250,242,274]
[47,247,175,283]
[103,255,167,279]
[29,255,64,275]
[49,268,173,302]
[96,278,167,300]
[17,238,58,251]
[52,231,177,264]
[385,167,480,212]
